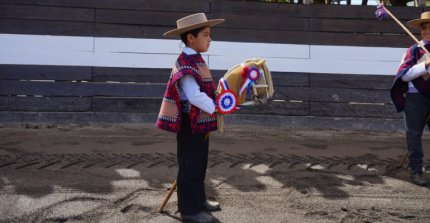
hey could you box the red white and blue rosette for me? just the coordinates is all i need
[246,66,261,81]
[239,65,261,96]
[216,90,238,114]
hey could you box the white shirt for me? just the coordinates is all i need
[401,61,430,82]
[179,47,216,114]
[402,40,430,88]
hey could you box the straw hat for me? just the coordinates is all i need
[407,11,430,28]
[163,13,224,37]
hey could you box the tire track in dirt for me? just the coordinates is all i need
[0,152,418,175]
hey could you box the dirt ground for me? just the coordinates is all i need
[0,123,429,223]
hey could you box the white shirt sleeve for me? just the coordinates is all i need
[402,61,430,82]
[180,75,216,114]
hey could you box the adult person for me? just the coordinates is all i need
[391,11,430,186]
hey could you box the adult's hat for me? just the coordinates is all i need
[407,11,430,28]
[163,13,224,37]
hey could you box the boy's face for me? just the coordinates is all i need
[187,26,211,53]
[421,22,430,42]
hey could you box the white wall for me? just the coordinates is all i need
[0,34,406,75]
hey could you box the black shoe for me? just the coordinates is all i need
[181,211,216,223]
[203,200,220,211]
[411,173,427,186]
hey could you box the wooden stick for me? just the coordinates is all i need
[381,2,430,57]
[158,180,177,213]
[217,113,224,133]
[399,150,408,167]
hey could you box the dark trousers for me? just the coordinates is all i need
[404,93,430,175]
[176,113,209,215]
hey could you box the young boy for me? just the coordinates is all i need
[156,13,224,222]
[391,11,430,187]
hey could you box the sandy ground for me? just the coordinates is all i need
[0,123,429,223]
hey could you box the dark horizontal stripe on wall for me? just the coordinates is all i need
[271,72,310,87]
[213,12,413,34]
[310,18,412,34]
[0,96,310,115]
[0,4,95,22]
[0,64,393,89]
[0,65,313,86]
[1,19,412,47]
[211,1,310,16]
[0,65,92,81]
[236,100,400,118]
[212,28,312,45]
[0,96,91,111]
[225,114,404,131]
[273,87,310,102]
[94,23,172,38]
[268,87,392,103]
[0,80,166,97]
[212,28,412,47]
[92,97,161,113]
[309,73,393,89]
[0,111,404,131]
[308,4,422,19]
[0,81,394,108]
[308,31,411,47]
[309,88,391,103]
[0,20,172,39]
[310,102,401,119]
[0,111,159,124]
[0,0,209,12]
[0,96,400,119]
[0,19,94,36]
[236,100,310,116]
[93,67,172,83]
[0,65,180,83]
[1,96,160,113]
[95,10,190,26]
[0,64,400,121]
[212,0,422,20]
[212,13,310,31]
[100,68,309,87]
[0,0,424,47]
[0,4,94,22]
[0,64,394,87]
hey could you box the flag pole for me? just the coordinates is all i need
[378,0,430,56]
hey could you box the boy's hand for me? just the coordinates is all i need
[425,59,430,68]
[424,73,430,81]
[419,54,430,67]
[424,56,430,80]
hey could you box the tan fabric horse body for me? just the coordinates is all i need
[216,58,274,114]
[214,58,274,132]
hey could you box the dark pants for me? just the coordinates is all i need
[404,93,430,175]
[176,113,209,215]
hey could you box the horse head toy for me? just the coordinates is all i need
[216,58,274,115]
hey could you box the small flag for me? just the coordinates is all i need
[375,4,388,21]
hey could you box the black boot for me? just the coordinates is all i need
[411,173,427,186]
[181,211,216,223]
